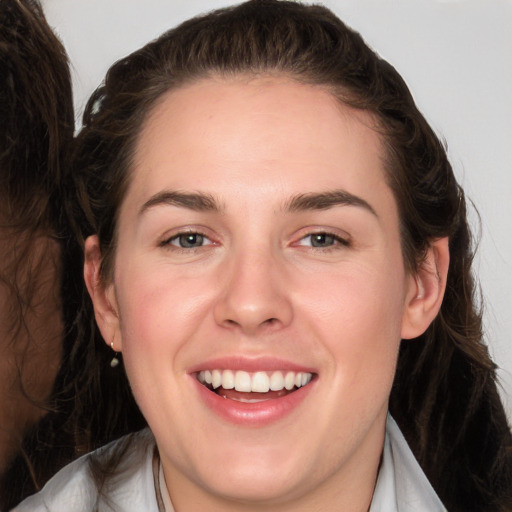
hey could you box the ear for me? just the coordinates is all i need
[401,237,450,340]
[84,235,122,351]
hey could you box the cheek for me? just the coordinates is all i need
[302,257,406,331]
[114,262,215,360]
[112,268,207,419]
[298,258,407,386]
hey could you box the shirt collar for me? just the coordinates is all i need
[370,414,447,512]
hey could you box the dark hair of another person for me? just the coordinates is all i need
[67,1,511,511]
[0,0,76,509]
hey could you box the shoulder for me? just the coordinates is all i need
[12,429,157,512]
[12,450,98,512]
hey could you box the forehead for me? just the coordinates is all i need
[127,76,392,213]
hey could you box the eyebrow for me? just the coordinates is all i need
[139,189,377,217]
[285,190,377,216]
[139,191,222,215]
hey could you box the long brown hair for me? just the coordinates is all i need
[68,1,511,510]
[0,0,75,508]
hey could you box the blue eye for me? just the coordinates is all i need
[167,233,210,248]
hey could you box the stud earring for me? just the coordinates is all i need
[110,340,120,368]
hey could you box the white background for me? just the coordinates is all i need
[41,0,512,419]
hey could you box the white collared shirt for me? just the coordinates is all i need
[14,415,447,512]
[369,415,446,512]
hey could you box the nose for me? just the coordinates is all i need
[213,246,293,335]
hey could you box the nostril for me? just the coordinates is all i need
[223,317,278,329]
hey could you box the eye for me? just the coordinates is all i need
[165,232,212,249]
[298,232,349,248]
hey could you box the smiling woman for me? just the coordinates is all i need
[94,80,418,476]
[13,1,512,511]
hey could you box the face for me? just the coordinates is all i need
[89,76,430,510]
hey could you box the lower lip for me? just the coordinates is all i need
[193,377,315,426]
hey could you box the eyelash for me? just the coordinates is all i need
[159,229,350,252]
[160,230,213,250]
[296,231,350,250]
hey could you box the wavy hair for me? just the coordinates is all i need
[65,1,512,510]
[0,0,74,508]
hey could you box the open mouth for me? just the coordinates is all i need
[197,369,314,403]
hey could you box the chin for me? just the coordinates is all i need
[203,469,306,506]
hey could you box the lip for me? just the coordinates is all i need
[189,357,317,426]
[188,356,317,374]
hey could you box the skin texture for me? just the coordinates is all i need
[86,76,448,512]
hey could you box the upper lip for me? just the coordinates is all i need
[187,356,317,375]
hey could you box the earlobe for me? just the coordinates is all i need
[401,237,450,340]
[84,235,121,350]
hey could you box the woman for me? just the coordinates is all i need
[14,1,512,510]
[0,0,76,508]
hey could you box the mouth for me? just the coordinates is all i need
[196,369,314,403]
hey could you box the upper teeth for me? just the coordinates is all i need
[197,370,312,393]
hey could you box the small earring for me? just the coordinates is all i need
[110,340,120,368]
